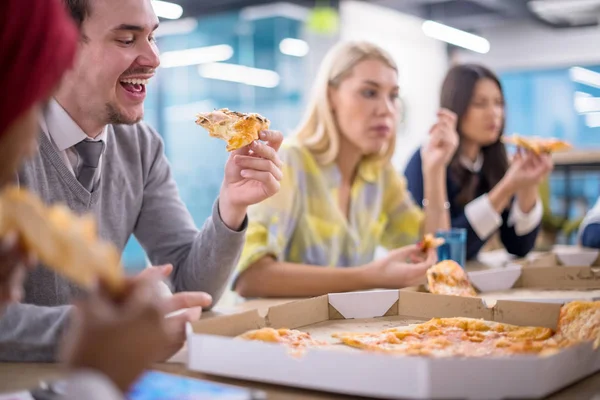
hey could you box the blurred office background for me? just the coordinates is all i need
[124,0,600,269]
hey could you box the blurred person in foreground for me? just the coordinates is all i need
[234,41,459,298]
[0,0,283,362]
[404,64,553,261]
[0,0,182,398]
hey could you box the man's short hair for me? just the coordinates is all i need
[62,0,91,28]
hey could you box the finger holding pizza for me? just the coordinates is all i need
[364,244,438,288]
[503,147,554,191]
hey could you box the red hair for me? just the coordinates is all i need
[0,0,79,134]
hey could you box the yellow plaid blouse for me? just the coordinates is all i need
[236,141,424,273]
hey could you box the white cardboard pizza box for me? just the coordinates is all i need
[553,245,600,267]
[186,290,600,400]
[468,264,523,292]
[458,265,600,304]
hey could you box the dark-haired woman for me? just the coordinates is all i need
[404,64,553,260]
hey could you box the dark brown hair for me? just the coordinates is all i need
[441,64,509,206]
[62,0,91,27]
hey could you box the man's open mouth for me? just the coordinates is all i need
[119,78,149,93]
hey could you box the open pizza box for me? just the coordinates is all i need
[471,264,600,303]
[428,264,600,304]
[186,290,600,400]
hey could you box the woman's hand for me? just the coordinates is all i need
[502,149,553,192]
[363,245,437,289]
[421,109,459,173]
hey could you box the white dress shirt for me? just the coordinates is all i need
[461,153,543,239]
[39,99,107,188]
[579,197,600,243]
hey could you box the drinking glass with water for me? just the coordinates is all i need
[435,228,467,268]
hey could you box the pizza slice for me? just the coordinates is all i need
[0,186,124,294]
[237,327,327,348]
[195,108,270,151]
[426,260,477,297]
[418,234,445,252]
[332,317,558,357]
[553,300,600,348]
[502,134,571,155]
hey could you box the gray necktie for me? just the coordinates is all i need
[73,139,104,191]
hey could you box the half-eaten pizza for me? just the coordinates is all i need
[0,186,124,294]
[426,260,477,297]
[237,327,327,348]
[502,134,571,154]
[195,108,270,151]
[418,234,445,252]
[237,300,600,358]
[331,317,561,357]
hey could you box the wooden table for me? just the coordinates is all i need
[2,298,600,399]
[2,254,600,399]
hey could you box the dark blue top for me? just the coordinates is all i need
[403,149,540,260]
[581,223,600,249]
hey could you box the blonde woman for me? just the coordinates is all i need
[234,41,458,298]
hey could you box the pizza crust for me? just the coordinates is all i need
[0,186,124,294]
[195,108,270,151]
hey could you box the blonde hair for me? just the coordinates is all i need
[294,40,399,166]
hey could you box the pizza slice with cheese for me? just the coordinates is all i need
[332,317,559,357]
[0,186,124,294]
[553,300,600,348]
[502,134,571,154]
[426,260,477,297]
[195,108,270,151]
[238,327,326,348]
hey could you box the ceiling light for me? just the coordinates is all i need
[240,2,310,21]
[160,45,234,68]
[529,0,600,15]
[155,18,197,37]
[279,38,309,57]
[573,91,600,114]
[570,67,600,89]
[198,63,280,88]
[151,0,183,20]
[422,20,490,54]
[585,112,600,128]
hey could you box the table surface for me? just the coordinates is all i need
[2,250,600,399]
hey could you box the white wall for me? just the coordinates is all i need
[339,0,449,171]
[454,21,600,72]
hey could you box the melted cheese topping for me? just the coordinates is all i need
[238,327,327,349]
[333,317,558,357]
